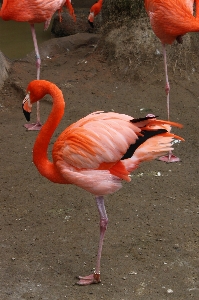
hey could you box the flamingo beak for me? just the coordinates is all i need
[88,20,94,28]
[22,92,32,121]
[88,12,94,28]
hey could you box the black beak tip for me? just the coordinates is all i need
[22,104,30,122]
[88,20,94,28]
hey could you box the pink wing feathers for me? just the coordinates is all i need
[52,112,183,196]
[0,0,67,23]
[53,112,141,195]
[53,112,140,170]
[123,117,184,172]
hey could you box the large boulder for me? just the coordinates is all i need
[0,51,11,89]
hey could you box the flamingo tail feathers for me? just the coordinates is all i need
[131,116,183,129]
[123,132,183,173]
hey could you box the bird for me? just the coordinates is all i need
[88,0,103,28]
[65,0,76,22]
[144,0,199,162]
[0,0,76,130]
[22,79,184,285]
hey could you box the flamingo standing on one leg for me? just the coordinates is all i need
[0,0,76,130]
[144,0,199,162]
[88,0,104,28]
[22,79,184,285]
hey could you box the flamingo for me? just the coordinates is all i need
[0,0,75,130]
[22,80,184,285]
[88,0,103,28]
[144,0,199,162]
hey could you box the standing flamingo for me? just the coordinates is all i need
[22,80,184,285]
[88,0,104,28]
[145,0,199,162]
[0,0,75,130]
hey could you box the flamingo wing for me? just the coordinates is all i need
[51,111,184,195]
[51,112,143,195]
[53,112,140,170]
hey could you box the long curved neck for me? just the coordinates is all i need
[33,85,67,184]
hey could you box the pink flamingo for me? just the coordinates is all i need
[0,0,76,130]
[88,0,104,28]
[22,80,184,285]
[145,0,198,162]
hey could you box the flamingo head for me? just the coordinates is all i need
[88,12,94,28]
[22,80,48,121]
[22,92,32,121]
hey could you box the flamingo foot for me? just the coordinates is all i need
[158,153,180,163]
[76,272,101,285]
[24,122,42,131]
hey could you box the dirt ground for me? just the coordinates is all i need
[0,20,198,300]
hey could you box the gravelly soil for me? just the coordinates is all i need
[0,26,198,300]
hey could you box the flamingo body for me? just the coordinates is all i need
[22,80,184,285]
[145,0,199,44]
[88,0,103,28]
[0,0,75,25]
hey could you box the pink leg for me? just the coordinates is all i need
[77,196,108,285]
[158,43,180,163]
[162,43,170,121]
[24,24,42,131]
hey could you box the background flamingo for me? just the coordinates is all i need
[88,0,103,28]
[144,0,199,162]
[22,79,184,285]
[0,0,75,130]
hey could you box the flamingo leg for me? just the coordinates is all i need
[24,24,42,131]
[162,43,170,121]
[158,43,180,163]
[77,196,108,285]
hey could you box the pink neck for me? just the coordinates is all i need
[33,85,68,184]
